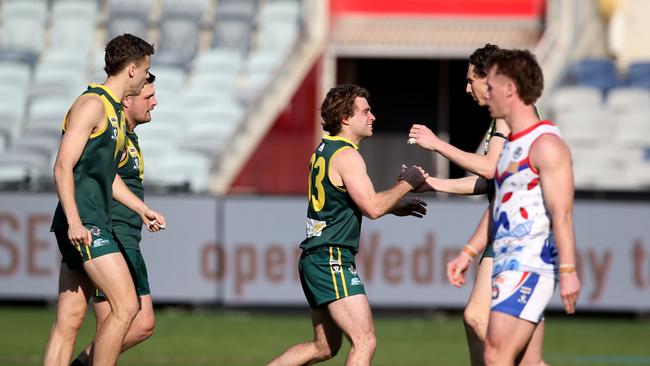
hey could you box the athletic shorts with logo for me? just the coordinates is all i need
[491,270,556,323]
[55,224,120,270]
[299,245,366,308]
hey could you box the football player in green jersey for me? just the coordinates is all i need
[70,74,158,366]
[408,45,549,366]
[268,84,428,366]
[45,34,165,366]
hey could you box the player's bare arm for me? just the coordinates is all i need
[531,134,581,314]
[418,175,487,195]
[53,95,106,246]
[112,175,166,231]
[447,207,490,287]
[408,119,508,179]
[331,147,427,219]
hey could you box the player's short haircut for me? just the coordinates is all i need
[469,43,501,78]
[104,34,155,76]
[320,84,370,136]
[146,73,156,84]
[486,49,543,105]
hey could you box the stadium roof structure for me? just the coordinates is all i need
[329,16,542,58]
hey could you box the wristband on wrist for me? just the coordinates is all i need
[462,244,479,259]
[559,263,576,275]
[460,251,474,262]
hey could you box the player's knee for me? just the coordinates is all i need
[110,296,139,323]
[352,330,376,354]
[314,336,341,361]
[55,305,87,334]
[463,308,487,340]
[483,341,499,366]
[137,316,155,342]
[314,342,339,361]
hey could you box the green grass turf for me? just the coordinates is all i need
[1,306,648,365]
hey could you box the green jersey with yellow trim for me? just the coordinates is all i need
[112,130,145,250]
[300,135,363,253]
[51,84,126,231]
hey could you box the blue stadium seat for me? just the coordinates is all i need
[626,62,650,90]
[565,58,620,93]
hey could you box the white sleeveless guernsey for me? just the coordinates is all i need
[491,120,562,279]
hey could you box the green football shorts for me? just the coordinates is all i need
[95,246,151,299]
[55,224,121,270]
[299,245,366,308]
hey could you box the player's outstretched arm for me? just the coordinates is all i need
[531,134,581,314]
[334,148,427,219]
[112,175,166,232]
[447,207,490,287]
[408,119,508,179]
[53,96,105,246]
[419,175,487,195]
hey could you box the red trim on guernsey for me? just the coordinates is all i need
[508,120,554,141]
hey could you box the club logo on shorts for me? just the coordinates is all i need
[518,286,532,304]
[348,264,357,275]
[351,277,363,286]
[92,238,110,248]
[90,226,101,236]
[330,257,342,273]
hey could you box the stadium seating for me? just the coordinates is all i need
[564,58,620,93]
[626,61,650,89]
[553,55,650,190]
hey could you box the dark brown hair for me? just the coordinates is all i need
[104,34,155,76]
[469,44,501,78]
[486,49,543,105]
[146,72,156,84]
[320,84,370,135]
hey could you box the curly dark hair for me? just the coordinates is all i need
[320,84,370,136]
[104,34,155,76]
[469,44,501,78]
[486,49,543,105]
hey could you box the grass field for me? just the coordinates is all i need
[1,306,649,365]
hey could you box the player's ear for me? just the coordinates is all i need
[341,117,350,127]
[506,81,515,98]
[128,63,136,78]
[122,95,132,108]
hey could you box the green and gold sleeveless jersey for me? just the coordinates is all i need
[51,84,126,231]
[112,131,145,250]
[300,135,363,254]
